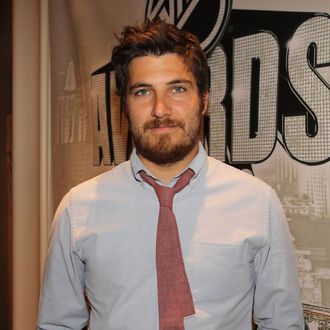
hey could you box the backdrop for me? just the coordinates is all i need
[49,1,330,327]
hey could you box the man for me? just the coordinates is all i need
[38,19,304,329]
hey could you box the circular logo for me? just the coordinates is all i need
[145,0,232,54]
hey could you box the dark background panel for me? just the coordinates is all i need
[0,0,12,329]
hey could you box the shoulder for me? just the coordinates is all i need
[70,160,132,198]
[56,161,133,216]
[52,161,135,236]
[202,157,279,214]
[204,157,286,238]
[206,156,272,194]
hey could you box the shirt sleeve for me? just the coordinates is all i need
[37,193,89,329]
[253,189,304,329]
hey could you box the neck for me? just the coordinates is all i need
[138,144,199,185]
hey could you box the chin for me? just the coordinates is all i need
[137,141,198,165]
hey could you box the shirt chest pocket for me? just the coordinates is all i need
[189,242,255,300]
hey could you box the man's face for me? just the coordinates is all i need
[126,53,208,165]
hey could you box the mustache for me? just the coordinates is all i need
[143,118,185,132]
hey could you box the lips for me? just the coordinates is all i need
[153,123,177,129]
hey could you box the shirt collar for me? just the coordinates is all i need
[130,142,207,186]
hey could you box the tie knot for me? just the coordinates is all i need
[139,169,195,208]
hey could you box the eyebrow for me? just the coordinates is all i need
[128,83,151,93]
[167,79,193,86]
[128,79,193,93]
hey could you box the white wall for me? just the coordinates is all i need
[12,0,41,328]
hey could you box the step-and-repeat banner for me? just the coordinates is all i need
[49,0,330,327]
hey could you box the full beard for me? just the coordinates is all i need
[130,116,202,165]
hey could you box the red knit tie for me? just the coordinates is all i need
[140,169,195,330]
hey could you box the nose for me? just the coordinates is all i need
[152,93,171,118]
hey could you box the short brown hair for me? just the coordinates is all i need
[111,19,209,113]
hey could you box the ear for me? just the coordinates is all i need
[201,91,209,115]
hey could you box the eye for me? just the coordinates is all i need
[135,88,150,96]
[172,86,186,94]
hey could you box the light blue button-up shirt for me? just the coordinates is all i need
[37,145,304,329]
